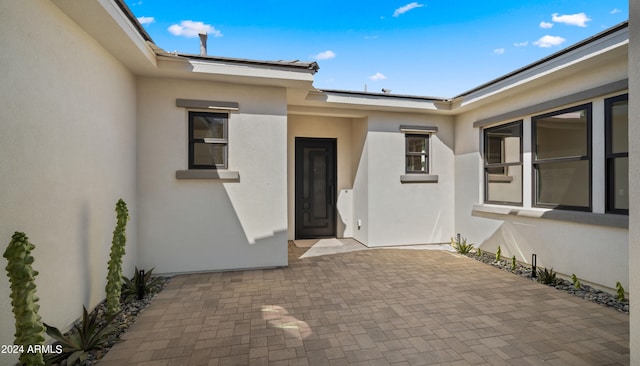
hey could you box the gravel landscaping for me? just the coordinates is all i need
[464,251,629,313]
[48,277,171,366]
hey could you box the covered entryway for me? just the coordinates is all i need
[295,137,337,239]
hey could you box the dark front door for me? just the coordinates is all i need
[295,138,337,239]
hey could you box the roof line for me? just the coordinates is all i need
[176,53,320,73]
[319,89,447,101]
[453,21,629,99]
[113,0,153,43]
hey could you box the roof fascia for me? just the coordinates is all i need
[51,0,157,73]
[455,22,628,108]
[299,90,452,114]
[155,54,316,89]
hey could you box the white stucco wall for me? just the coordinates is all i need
[351,118,370,245]
[454,54,629,290]
[137,78,288,274]
[628,2,639,363]
[0,1,138,362]
[287,115,355,239]
[365,113,455,246]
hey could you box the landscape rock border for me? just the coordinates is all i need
[464,251,629,313]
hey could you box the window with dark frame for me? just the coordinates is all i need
[532,104,592,211]
[484,121,523,205]
[605,94,628,214]
[405,134,429,174]
[188,111,228,169]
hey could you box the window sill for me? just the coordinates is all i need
[400,174,438,183]
[487,174,513,183]
[176,170,240,181]
[472,204,628,228]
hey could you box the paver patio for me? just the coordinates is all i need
[100,242,629,365]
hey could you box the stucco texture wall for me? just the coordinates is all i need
[365,113,455,246]
[0,1,138,362]
[628,2,639,363]
[136,78,288,274]
[454,52,629,291]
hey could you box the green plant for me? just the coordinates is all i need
[3,232,45,366]
[571,274,581,289]
[616,281,625,301]
[477,248,482,257]
[121,267,164,302]
[495,246,501,262]
[537,267,557,285]
[44,306,121,365]
[106,199,129,316]
[511,255,516,271]
[450,236,474,254]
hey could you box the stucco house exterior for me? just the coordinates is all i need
[1,0,638,363]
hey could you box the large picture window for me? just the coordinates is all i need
[605,94,628,214]
[484,121,523,205]
[189,111,228,169]
[532,104,591,210]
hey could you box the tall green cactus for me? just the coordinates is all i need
[105,199,129,316]
[3,232,45,366]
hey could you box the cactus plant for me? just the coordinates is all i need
[511,255,516,271]
[495,246,502,262]
[3,232,45,366]
[616,281,625,301]
[571,274,581,289]
[105,199,129,316]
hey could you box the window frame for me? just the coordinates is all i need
[483,120,523,206]
[605,93,629,215]
[188,111,229,170]
[404,133,430,174]
[531,103,592,211]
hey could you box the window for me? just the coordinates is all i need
[189,111,228,169]
[484,121,523,205]
[405,134,429,173]
[605,94,628,214]
[532,104,591,210]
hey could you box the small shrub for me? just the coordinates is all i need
[511,255,516,271]
[450,236,474,254]
[495,246,502,262]
[477,248,482,257]
[44,306,121,365]
[571,274,581,289]
[537,267,557,285]
[121,267,164,302]
[616,282,625,301]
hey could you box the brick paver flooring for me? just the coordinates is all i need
[100,243,629,365]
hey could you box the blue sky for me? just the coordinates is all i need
[125,1,628,97]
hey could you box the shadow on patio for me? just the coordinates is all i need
[99,242,629,365]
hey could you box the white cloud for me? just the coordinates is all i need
[137,16,155,25]
[168,20,222,38]
[514,41,529,47]
[493,48,505,55]
[393,2,425,17]
[610,8,621,14]
[364,35,379,40]
[551,12,591,27]
[369,72,387,81]
[533,35,566,48]
[314,50,336,60]
[539,21,553,29]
